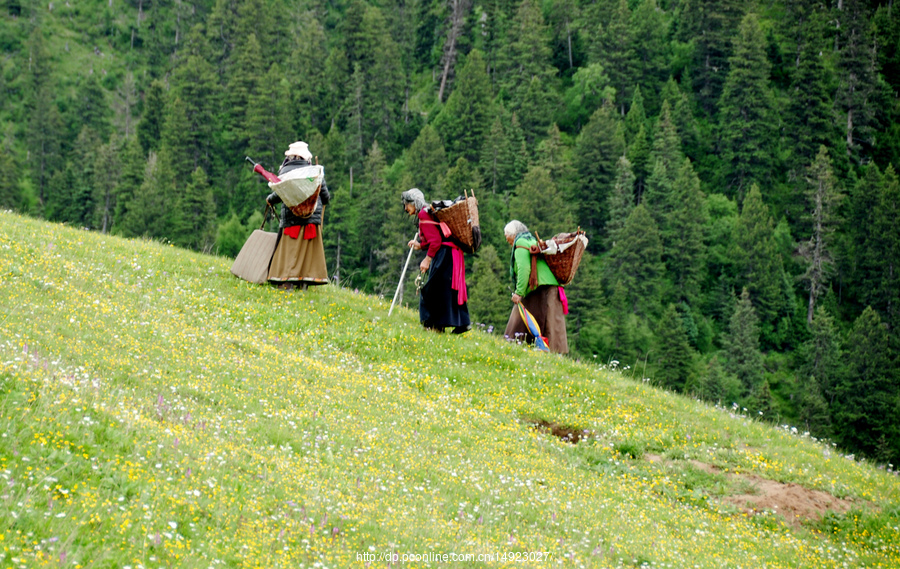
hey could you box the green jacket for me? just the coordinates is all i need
[510,233,559,296]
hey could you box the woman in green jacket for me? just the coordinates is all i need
[503,220,569,354]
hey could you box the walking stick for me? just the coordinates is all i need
[389,238,416,316]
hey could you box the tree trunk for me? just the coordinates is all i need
[438,0,471,102]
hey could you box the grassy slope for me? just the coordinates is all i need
[0,211,898,568]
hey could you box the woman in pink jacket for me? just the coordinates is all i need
[401,188,470,333]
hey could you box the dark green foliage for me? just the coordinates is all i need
[603,203,664,318]
[717,13,779,201]
[654,303,696,391]
[432,50,493,165]
[467,244,510,331]
[730,185,787,340]
[573,100,624,237]
[721,288,765,397]
[835,307,899,462]
[1,0,899,465]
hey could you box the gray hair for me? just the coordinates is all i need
[504,220,528,238]
[401,188,427,211]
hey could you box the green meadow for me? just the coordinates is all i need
[1,210,898,568]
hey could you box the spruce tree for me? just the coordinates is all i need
[871,165,900,332]
[432,50,494,165]
[467,244,511,332]
[443,157,483,197]
[594,0,636,113]
[797,306,843,433]
[654,303,696,392]
[496,0,557,121]
[0,142,21,210]
[136,80,167,154]
[629,0,669,114]
[717,13,779,200]
[730,184,786,338]
[405,124,448,198]
[246,63,294,175]
[692,356,742,405]
[721,287,765,398]
[677,0,745,114]
[603,203,664,317]
[172,167,216,251]
[605,156,636,250]
[800,147,841,324]
[835,307,898,462]
[24,27,62,206]
[509,165,573,238]
[111,137,145,236]
[668,158,707,305]
[92,137,122,234]
[573,100,625,237]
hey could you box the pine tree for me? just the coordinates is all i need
[842,164,882,313]
[0,141,21,210]
[605,156,636,249]
[677,0,745,114]
[111,137,145,236]
[516,75,561,144]
[23,27,62,206]
[800,147,842,324]
[835,307,898,462]
[443,157,483,197]
[479,109,527,196]
[496,0,557,114]
[593,0,636,113]
[721,287,765,398]
[797,306,843,431]
[573,100,625,237]
[246,63,294,175]
[172,167,216,251]
[136,79,167,154]
[717,13,779,200]
[92,137,122,234]
[835,0,882,165]
[871,165,900,332]
[509,165,573,238]
[668,158,707,305]
[629,0,669,114]
[432,50,494,165]
[224,33,264,153]
[70,73,111,141]
[692,356,742,405]
[730,184,786,338]
[467,244,511,332]
[654,303,696,392]
[603,203,664,317]
[405,124,448,198]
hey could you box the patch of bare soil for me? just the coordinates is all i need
[524,418,592,444]
[646,455,855,526]
[723,473,854,526]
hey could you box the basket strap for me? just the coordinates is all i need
[419,219,451,238]
[516,245,540,292]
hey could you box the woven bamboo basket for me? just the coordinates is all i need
[288,187,321,218]
[433,190,481,254]
[541,230,586,286]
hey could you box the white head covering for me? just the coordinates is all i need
[401,188,427,211]
[285,141,312,160]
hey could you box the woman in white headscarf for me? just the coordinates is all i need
[402,188,470,333]
[266,141,332,290]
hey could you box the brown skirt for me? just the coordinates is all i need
[267,229,329,285]
[504,285,568,354]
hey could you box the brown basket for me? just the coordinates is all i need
[288,186,321,218]
[433,190,481,254]
[540,230,586,286]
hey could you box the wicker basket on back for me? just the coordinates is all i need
[538,230,587,286]
[432,190,481,254]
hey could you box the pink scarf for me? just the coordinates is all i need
[443,242,468,305]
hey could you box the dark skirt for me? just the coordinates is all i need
[267,228,329,285]
[419,246,470,330]
[504,285,568,354]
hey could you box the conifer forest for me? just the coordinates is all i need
[1,0,899,464]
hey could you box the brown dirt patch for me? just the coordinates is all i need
[646,455,855,526]
[524,418,592,444]
[723,473,854,525]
